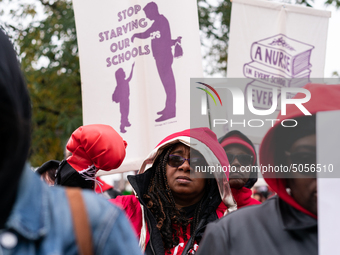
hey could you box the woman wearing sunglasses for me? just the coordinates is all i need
[110,127,236,255]
[218,130,261,209]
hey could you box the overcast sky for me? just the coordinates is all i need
[313,0,340,77]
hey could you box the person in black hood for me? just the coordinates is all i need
[36,159,60,185]
[0,29,31,229]
[219,130,261,208]
[0,29,142,255]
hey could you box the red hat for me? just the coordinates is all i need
[220,134,256,165]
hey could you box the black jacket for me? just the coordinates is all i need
[196,195,317,255]
[128,168,223,255]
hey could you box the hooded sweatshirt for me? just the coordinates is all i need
[196,83,340,255]
[218,130,261,209]
[260,83,340,218]
[0,29,31,228]
[111,127,236,255]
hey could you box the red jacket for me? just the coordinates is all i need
[110,127,235,255]
[231,187,261,209]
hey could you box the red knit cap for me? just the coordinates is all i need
[220,134,256,165]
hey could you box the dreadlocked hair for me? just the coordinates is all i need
[143,143,218,253]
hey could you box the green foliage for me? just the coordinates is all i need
[295,0,314,7]
[324,0,340,8]
[1,0,82,166]
[198,0,232,76]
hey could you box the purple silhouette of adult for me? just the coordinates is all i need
[131,2,181,122]
[112,62,135,133]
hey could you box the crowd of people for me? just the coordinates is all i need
[1,27,339,255]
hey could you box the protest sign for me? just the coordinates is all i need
[72,0,204,173]
[210,0,331,142]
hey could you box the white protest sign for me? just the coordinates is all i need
[211,0,331,142]
[72,0,204,173]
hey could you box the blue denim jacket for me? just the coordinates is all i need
[0,164,143,255]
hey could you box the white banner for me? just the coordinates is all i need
[213,0,331,143]
[72,0,204,173]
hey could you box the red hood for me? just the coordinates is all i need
[156,128,230,178]
[138,127,236,212]
[260,84,340,218]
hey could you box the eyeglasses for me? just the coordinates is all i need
[285,151,317,177]
[226,153,253,166]
[167,154,207,168]
[285,151,316,165]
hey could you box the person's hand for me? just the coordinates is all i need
[177,36,182,44]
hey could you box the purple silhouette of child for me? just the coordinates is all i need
[131,2,181,122]
[112,62,135,133]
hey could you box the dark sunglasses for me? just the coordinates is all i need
[227,153,253,166]
[285,151,317,177]
[285,151,316,165]
[167,154,207,168]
